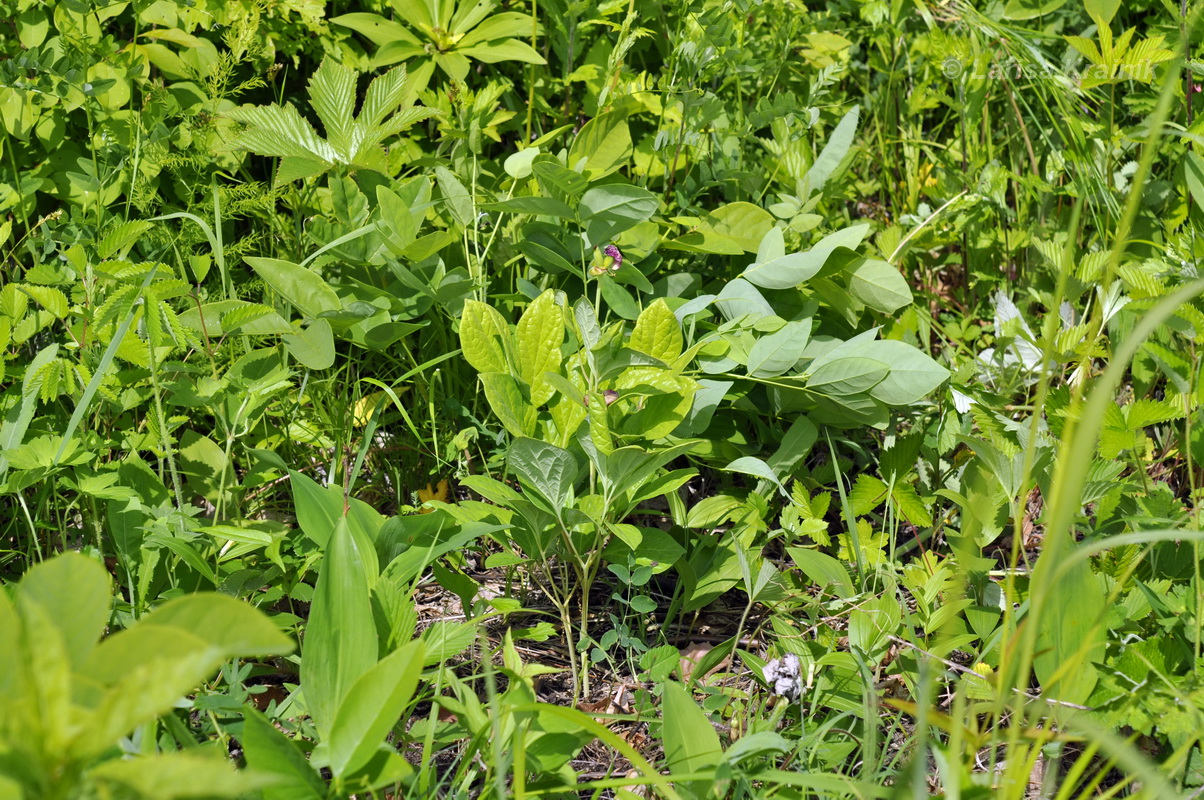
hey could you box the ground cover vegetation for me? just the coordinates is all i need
[0,0,1203,796]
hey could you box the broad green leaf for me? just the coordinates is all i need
[670,202,776,254]
[568,112,632,179]
[533,159,589,200]
[747,320,811,377]
[786,547,854,599]
[605,440,698,500]
[327,639,425,778]
[177,430,232,506]
[851,340,950,405]
[481,196,575,219]
[714,278,774,322]
[435,165,473,229]
[303,519,378,738]
[579,184,658,246]
[767,415,818,475]
[460,300,511,374]
[1001,0,1069,18]
[503,146,540,179]
[1084,0,1119,23]
[245,257,341,320]
[509,437,576,509]
[805,106,859,192]
[458,11,535,44]
[805,356,889,396]
[479,372,537,436]
[848,595,900,659]
[459,40,546,64]
[847,258,913,313]
[242,710,325,800]
[91,751,276,799]
[1032,554,1106,705]
[661,681,722,796]
[516,290,564,406]
[1186,152,1204,217]
[628,299,683,363]
[139,593,295,659]
[283,318,336,370]
[16,551,109,671]
[742,224,869,290]
[722,456,786,496]
[600,277,640,320]
[78,626,221,757]
[331,13,422,46]
[1002,0,1068,18]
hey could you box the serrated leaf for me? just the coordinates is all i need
[309,58,357,158]
[226,102,337,162]
[849,474,887,515]
[18,285,68,319]
[98,221,153,260]
[891,483,933,527]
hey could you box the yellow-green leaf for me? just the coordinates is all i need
[479,372,536,437]
[627,299,682,363]
[516,291,564,406]
[460,300,511,374]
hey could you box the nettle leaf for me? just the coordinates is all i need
[627,299,682,363]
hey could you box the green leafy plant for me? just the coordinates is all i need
[333,0,545,91]
[0,551,293,799]
[225,57,438,186]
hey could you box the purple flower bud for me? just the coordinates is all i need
[603,244,623,269]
